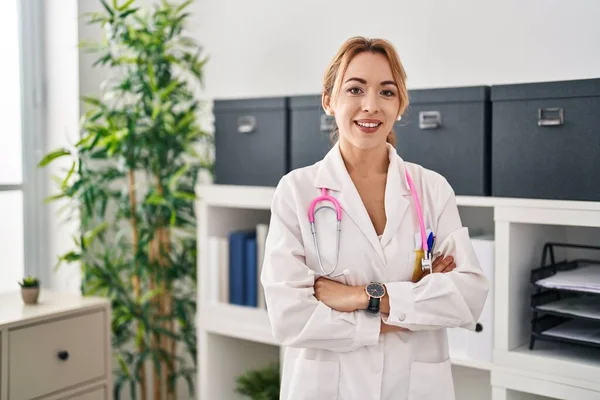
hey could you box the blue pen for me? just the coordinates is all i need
[427,232,434,256]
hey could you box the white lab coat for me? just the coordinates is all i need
[261,142,490,400]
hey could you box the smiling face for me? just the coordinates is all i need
[323,51,401,151]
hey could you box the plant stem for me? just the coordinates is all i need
[149,237,162,400]
[156,181,176,400]
[148,179,175,400]
[128,169,147,400]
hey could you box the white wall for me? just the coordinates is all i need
[187,0,600,100]
[43,0,81,293]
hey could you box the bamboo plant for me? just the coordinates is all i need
[38,0,212,399]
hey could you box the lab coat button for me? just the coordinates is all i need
[397,313,406,321]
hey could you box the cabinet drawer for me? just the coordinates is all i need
[65,386,107,400]
[9,310,107,399]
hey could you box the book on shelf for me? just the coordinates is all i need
[206,223,269,309]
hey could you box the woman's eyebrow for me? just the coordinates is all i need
[344,77,367,84]
[344,77,397,87]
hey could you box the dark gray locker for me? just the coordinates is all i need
[289,95,336,170]
[395,86,491,196]
[213,97,289,187]
[491,78,600,201]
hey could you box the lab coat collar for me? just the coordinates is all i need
[313,142,412,265]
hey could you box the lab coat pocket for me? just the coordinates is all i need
[407,358,455,400]
[281,358,339,400]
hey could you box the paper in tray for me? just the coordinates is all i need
[542,319,600,345]
[535,263,600,294]
[536,295,600,320]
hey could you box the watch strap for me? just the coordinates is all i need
[366,296,380,313]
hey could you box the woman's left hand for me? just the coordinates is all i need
[314,277,366,312]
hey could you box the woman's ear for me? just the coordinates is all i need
[322,93,333,116]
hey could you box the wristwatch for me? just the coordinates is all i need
[364,282,386,313]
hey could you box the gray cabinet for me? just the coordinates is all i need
[289,95,335,171]
[214,97,289,187]
[491,78,600,201]
[395,86,491,196]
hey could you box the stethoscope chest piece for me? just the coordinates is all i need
[421,253,433,275]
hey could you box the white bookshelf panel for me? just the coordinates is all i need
[452,366,492,400]
[197,184,274,210]
[506,390,561,400]
[493,368,600,400]
[451,356,494,371]
[199,332,280,400]
[494,342,600,392]
[200,303,276,346]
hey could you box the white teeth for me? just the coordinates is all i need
[357,122,380,128]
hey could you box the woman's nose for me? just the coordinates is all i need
[362,91,380,114]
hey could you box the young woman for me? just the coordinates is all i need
[260,36,489,400]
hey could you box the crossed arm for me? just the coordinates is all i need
[262,176,489,351]
[313,255,457,333]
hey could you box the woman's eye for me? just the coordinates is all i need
[348,87,362,95]
[382,90,395,97]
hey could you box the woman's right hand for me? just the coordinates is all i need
[418,254,456,281]
[432,255,456,273]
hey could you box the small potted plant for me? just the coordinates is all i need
[235,362,280,400]
[19,275,40,304]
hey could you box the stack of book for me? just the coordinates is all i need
[207,223,269,308]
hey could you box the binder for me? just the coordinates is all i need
[448,235,494,363]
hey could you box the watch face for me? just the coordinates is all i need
[366,283,385,298]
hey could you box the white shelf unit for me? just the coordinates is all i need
[196,184,600,400]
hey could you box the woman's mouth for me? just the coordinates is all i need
[354,120,382,134]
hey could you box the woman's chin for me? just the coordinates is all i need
[349,133,387,149]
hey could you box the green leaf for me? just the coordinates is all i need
[138,287,162,305]
[174,0,193,13]
[147,63,157,91]
[83,222,109,249]
[167,164,189,192]
[61,161,77,190]
[100,0,115,16]
[38,148,71,167]
[116,0,136,11]
[81,96,103,107]
[173,191,195,201]
[44,193,66,204]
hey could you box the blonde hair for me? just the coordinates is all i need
[322,36,409,147]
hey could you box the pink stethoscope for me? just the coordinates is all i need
[308,170,432,278]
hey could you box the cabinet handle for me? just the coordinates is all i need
[57,350,70,361]
[475,323,483,333]
[419,111,441,129]
[538,107,564,126]
[237,116,257,133]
